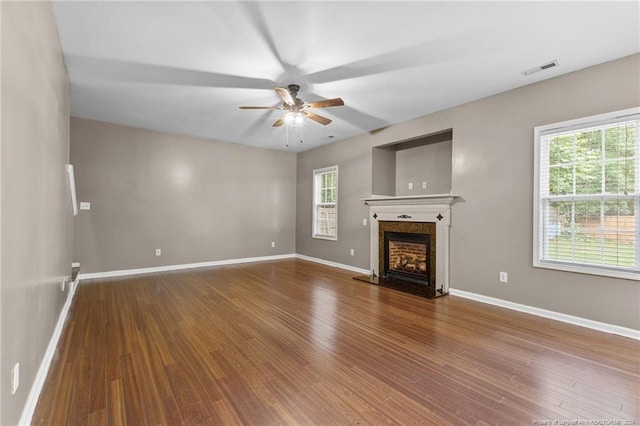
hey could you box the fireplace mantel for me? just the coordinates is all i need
[362,194,459,206]
[363,194,458,296]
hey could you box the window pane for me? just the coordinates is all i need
[549,134,573,165]
[575,162,602,195]
[317,205,336,237]
[574,200,600,223]
[605,160,635,194]
[573,200,603,265]
[604,200,635,267]
[544,201,572,261]
[605,122,636,160]
[549,165,574,195]
[575,129,602,162]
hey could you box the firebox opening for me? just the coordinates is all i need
[384,231,430,285]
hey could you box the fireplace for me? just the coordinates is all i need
[354,194,458,298]
[378,220,436,288]
[384,231,430,285]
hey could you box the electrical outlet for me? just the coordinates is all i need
[11,363,19,395]
[350,249,355,256]
[79,202,91,210]
[155,249,161,256]
[499,272,508,283]
[408,182,413,190]
[362,218,367,226]
[271,241,276,248]
[422,181,427,189]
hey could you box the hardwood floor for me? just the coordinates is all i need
[33,259,639,425]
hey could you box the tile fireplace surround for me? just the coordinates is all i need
[362,194,459,297]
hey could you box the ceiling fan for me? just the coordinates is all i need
[239,84,344,127]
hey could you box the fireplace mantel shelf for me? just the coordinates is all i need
[362,194,459,206]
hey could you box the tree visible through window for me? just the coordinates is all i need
[534,108,639,279]
[313,166,338,240]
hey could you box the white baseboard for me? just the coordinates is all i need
[78,254,296,280]
[295,254,370,275]
[18,276,81,426]
[449,288,640,341]
[78,254,369,281]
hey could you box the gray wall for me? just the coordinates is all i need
[296,135,372,268]
[296,54,640,329]
[71,118,297,273]
[395,140,452,196]
[371,147,395,196]
[1,2,73,424]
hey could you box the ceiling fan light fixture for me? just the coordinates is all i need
[241,84,342,128]
[285,111,304,126]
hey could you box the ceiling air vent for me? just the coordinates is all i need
[523,60,558,76]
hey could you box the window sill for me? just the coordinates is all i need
[313,234,337,241]
[534,260,639,281]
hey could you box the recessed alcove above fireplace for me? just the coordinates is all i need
[355,194,458,298]
[372,129,453,197]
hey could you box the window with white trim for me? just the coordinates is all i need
[313,166,338,240]
[534,108,639,280]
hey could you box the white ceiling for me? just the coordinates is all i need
[51,1,640,152]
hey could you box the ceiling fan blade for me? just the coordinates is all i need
[304,112,332,125]
[306,30,492,84]
[272,118,285,127]
[239,106,279,110]
[305,98,344,109]
[274,86,295,106]
[65,54,276,89]
[241,3,286,69]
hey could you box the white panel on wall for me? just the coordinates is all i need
[66,164,78,216]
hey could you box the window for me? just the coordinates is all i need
[313,166,338,240]
[534,108,639,280]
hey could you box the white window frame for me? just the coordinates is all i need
[533,107,640,281]
[312,165,338,241]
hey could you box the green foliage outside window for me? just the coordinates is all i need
[547,123,636,216]
[319,171,337,204]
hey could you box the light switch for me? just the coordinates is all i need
[80,202,91,210]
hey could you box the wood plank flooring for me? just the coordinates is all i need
[32,259,639,425]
